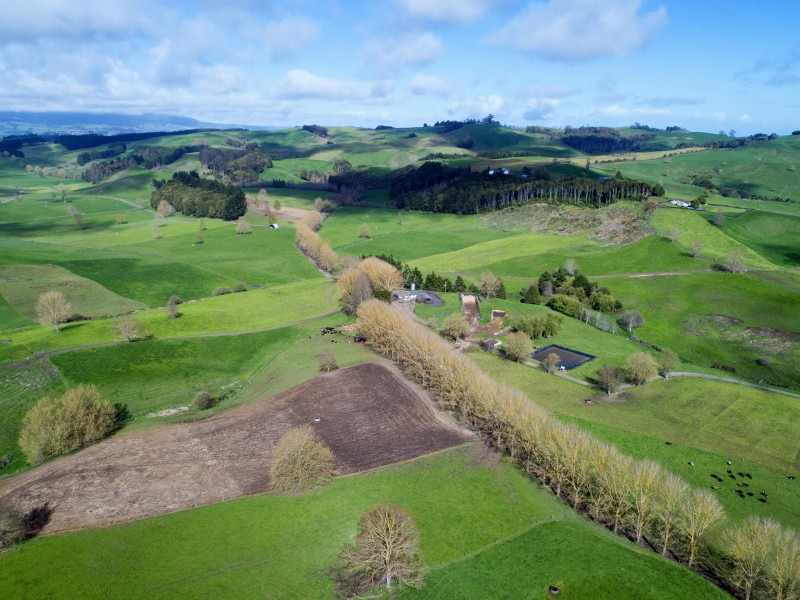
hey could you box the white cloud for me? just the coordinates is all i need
[523,98,560,120]
[0,0,157,41]
[449,94,505,119]
[488,0,667,61]
[273,69,393,102]
[739,114,752,122]
[262,15,320,59]
[393,0,493,24]
[410,74,451,96]
[363,32,443,71]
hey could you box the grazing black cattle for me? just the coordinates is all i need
[745,473,752,478]
[759,498,767,503]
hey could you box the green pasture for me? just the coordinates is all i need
[0,193,320,307]
[707,197,800,216]
[0,264,146,319]
[0,292,33,330]
[0,445,726,599]
[595,135,800,204]
[0,278,339,365]
[0,361,66,476]
[721,210,800,267]
[412,233,587,275]
[604,270,800,387]
[470,352,800,528]
[399,519,726,600]
[653,208,776,269]
[322,206,510,262]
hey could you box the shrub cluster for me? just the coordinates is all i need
[355,300,800,591]
[19,385,116,464]
[270,426,335,491]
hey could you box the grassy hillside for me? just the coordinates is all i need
[0,445,727,600]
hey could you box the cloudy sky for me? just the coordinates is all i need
[1,0,798,134]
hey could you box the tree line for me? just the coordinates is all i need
[354,298,800,599]
[150,171,246,220]
[391,163,663,214]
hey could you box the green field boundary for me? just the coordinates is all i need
[0,311,342,372]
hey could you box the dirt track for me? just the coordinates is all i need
[0,363,474,535]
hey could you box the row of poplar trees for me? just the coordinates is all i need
[355,296,799,600]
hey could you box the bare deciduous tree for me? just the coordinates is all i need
[334,503,424,597]
[543,352,561,374]
[680,489,725,568]
[765,527,800,600]
[725,249,746,274]
[654,472,690,558]
[724,516,781,600]
[35,291,72,332]
[113,316,145,343]
[318,349,339,372]
[691,240,704,259]
[478,271,501,298]
[156,200,175,218]
[597,364,621,394]
[358,224,371,239]
[236,220,252,234]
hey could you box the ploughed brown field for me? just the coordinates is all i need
[0,363,475,534]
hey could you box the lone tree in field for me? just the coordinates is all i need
[19,384,116,464]
[35,290,72,332]
[503,331,533,363]
[270,426,335,491]
[334,503,424,598]
[625,352,658,385]
[478,270,501,298]
[618,310,644,334]
[113,316,145,343]
[441,313,469,340]
[597,364,622,394]
[658,349,679,378]
[236,220,252,234]
[714,211,726,227]
[724,249,746,274]
[318,349,339,372]
[543,352,561,374]
[358,224,371,239]
[691,240,704,259]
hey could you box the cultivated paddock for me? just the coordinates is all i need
[0,363,474,534]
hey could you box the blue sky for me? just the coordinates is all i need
[0,0,798,134]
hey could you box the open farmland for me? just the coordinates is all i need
[0,363,475,534]
[1,120,799,599]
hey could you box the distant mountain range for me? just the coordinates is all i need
[0,111,274,136]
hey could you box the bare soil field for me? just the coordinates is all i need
[0,363,474,535]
